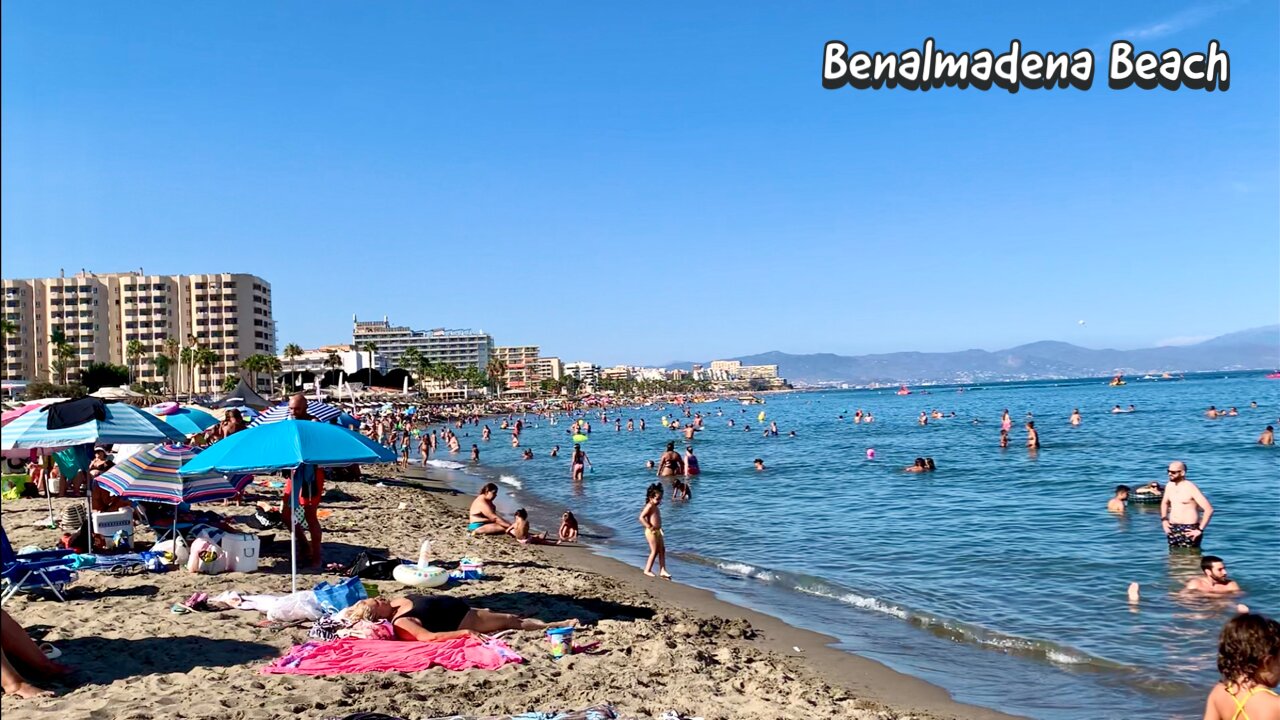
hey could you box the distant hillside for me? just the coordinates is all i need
[671,326,1279,385]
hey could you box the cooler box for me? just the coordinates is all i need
[222,533,261,572]
[91,509,133,535]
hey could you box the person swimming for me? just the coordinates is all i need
[904,457,927,473]
[683,446,700,476]
[1108,485,1130,513]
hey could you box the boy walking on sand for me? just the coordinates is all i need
[639,483,671,579]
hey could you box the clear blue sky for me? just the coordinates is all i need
[3,2,1277,366]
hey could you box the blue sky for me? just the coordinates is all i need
[3,2,1277,366]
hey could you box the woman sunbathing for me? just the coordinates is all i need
[347,595,578,642]
[2,609,71,698]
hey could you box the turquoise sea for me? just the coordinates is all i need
[427,372,1278,720]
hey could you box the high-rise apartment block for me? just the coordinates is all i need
[352,315,493,370]
[2,270,275,389]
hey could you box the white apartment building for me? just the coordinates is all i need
[352,315,493,370]
[563,361,600,389]
[2,270,274,390]
[279,344,389,376]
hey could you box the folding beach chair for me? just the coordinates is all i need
[0,525,77,604]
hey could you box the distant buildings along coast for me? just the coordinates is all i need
[2,270,274,391]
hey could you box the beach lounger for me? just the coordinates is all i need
[1,525,78,604]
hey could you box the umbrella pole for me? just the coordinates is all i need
[289,466,299,593]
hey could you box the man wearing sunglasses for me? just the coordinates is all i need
[1160,461,1213,549]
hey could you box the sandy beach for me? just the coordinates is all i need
[0,465,1018,720]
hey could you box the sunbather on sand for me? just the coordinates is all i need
[347,595,578,642]
[1,609,71,698]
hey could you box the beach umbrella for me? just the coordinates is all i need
[179,419,397,590]
[249,400,341,426]
[98,443,251,505]
[1,403,41,426]
[0,401,186,451]
[152,406,220,436]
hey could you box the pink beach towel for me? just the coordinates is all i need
[261,636,523,675]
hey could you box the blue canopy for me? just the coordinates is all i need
[0,402,186,451]
[177,419,396,475]
[250,400,342,426]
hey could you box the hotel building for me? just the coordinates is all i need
[352,315,493,370]
[2,270,275,390]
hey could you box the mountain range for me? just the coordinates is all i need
[669,325,1279,386]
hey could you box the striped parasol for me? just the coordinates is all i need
[250,400,341,426]
[97,443,251,505]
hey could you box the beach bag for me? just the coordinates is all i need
[267,590,323,622]
[153,536,190,565]
[186,537,228,575]
[313,576,368,613]
[345,549,398,580]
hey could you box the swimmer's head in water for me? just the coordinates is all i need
[1114,485,1130,499]
[1201,555,1229,583]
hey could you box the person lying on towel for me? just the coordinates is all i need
[346,595,578,641]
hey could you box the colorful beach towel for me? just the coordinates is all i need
[325,706,619,720]
[262,636,522,675]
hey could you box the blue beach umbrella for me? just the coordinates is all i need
[178,420,397,591]
[155,407,220,437]
[0,401,186,451]
[249,400,342,426]
[180,419,396,475]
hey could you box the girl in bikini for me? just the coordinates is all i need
[1202,612,1280,720]
[639,483,670,579]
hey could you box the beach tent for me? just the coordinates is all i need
[209,378,271,411]
[179,419,396,591]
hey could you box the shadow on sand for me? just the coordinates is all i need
[54,635,277,686]
[466,590,655,625]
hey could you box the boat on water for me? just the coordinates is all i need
[896,385,911,396]
[738,395,764,405]
[1267,372,1280,380]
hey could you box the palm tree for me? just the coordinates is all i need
[361,341,378,374]
[179,346,195,397]
[49,327,75,384]
[197,347,218,395]
[283,343,303,371]
[126,339,145,384]
[263,355,282,396]
[152,355,173,393]
[400,347,422,380]
[486,357,508,398]
[240,354,262,390]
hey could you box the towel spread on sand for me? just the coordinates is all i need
[325,705,620,720]
[262,637,522,675]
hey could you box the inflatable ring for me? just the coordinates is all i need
[572,434,588,443]
[154,402,179,416]
[393,563,449,588]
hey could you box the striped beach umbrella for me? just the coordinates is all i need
[0,401,186,451]
[97,443,251,505]
[250,400,341,426]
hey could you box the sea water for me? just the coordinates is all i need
[429,373,1278,720]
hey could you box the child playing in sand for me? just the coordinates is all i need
[558,511,579,544]
[639,483,671,579]
[506,509,546,544]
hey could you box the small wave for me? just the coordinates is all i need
[795,584,910,620]
[499,474,523,489]
[426,460,466,470]
[716,561,776,582]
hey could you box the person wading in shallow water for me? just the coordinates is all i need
[1161,461,1213,549]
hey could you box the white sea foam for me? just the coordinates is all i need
[499,474,523,489]
[715,562,775,582]
[426,460,466,470]
[796,585,910,620]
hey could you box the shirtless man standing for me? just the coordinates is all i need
[1259,425,1274,445]
[1160,461,1213,549]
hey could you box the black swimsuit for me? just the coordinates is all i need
[397,594,471,632]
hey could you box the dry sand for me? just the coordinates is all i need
[0,466,1020,720]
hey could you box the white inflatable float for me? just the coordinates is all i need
[392,540,448,588]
